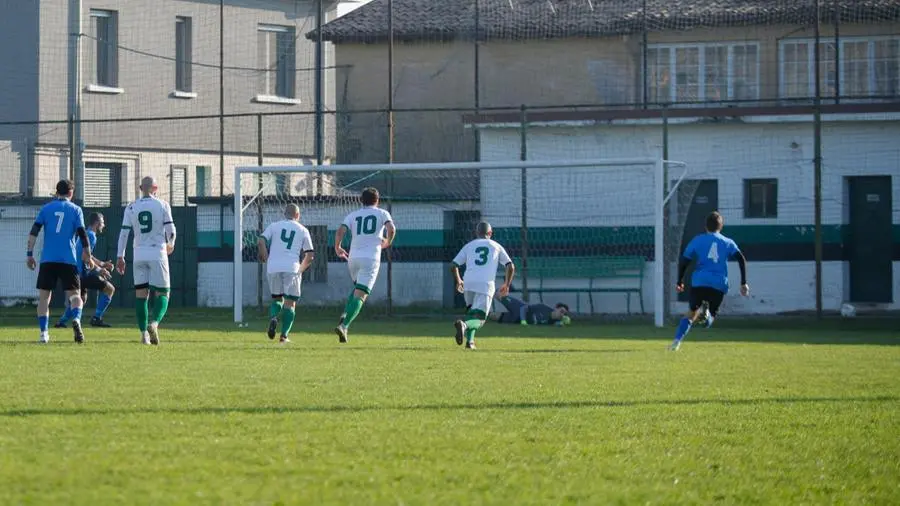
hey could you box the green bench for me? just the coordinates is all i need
[503,256,646,314]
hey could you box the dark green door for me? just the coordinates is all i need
[676,180,719,302]
[445,210,480,308]
[848,176,893,303]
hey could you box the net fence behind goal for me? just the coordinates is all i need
[233,159,697,326]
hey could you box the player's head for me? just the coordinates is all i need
[55,179,74,199]
[140,176,158,197]
[552,303,570,323]
[361,187,379,207]
[88,212,105,233]
[476,221,492,238]
[284,203,300,221]
[705,211,724,233]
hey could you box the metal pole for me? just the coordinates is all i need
[833,0,840,103]
[385,0,394,315]
[67,0,83,199]
[813,0,824,319]
[662,105,670,319]
[473,0,481,159]
[219,0,225,224]
[315,0,325,166]
[642,0,648,108]
[519,104,529,302]
[256,113,263,312]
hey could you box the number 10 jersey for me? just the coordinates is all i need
[341,206,394,261]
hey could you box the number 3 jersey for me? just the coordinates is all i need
[341,206,394,261]
[682,231,741,293]
[261,219,314,274]
[452,238,513,295]
[121,197,176,262]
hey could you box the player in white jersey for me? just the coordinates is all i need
[257,204,315,344]
[450,221,515,350]
[332,187,396,343]
[116,176,176,346]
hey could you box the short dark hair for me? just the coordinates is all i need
[555,303,570,313]
[56,179,74,196]
[88,212,104,226]
[705,211,723,232]
[476,221,492,238]
[361,187,380,206]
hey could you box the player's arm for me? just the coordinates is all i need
[299,233,315,273]
[731,243,749,296]
[163,203,176,254]
[334,224,349,260]
[450,249,465,293]
[381,220,396,249]
[26,211,43,270]
[116,206,133,274]
[676,241,696,293]
[498,246,515,297]
[75,208,92,270]
[257,225,272,263]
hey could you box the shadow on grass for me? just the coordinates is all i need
[1,395,895,418]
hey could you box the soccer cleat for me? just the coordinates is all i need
[267,318,278,340]
[669,340,682,351]
[140,332,151,345]
[334,325,348,343]
[54,321,68,329]
[453,320,467,346]
[39,332,50,344]
[466,341,477,350]
[279,335,291,344]
[695,301,711,327]
[90,317,111,328]
[72,321,85,344]
[148,322,160,345]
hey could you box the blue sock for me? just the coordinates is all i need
[674,317,692,342]
[94,293,112,319]
[57,307,74,324]
[38,315,49,332]
[71,307,83,322]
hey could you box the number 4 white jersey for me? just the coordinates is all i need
[341,206,394,261]
[121,196,175,261]
[261,219,314,274]
[452,238,512,295]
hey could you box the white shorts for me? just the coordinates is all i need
[133,258,170,289]
[348,257,380,294]
[268,272,302,299]
[465,291,493,316]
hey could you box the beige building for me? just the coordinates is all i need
[311,0,900,164]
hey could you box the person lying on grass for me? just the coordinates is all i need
[490,294,571,326]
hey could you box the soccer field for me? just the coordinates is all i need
[0,310,898,505]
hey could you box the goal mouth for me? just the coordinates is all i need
[232,159,694,328]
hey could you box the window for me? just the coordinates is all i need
[257,24,296,99]
[647,43,759,104]
[169,166,187,206]
[744,179,778,219]
[90,10,118,88]
[175,17,193,93]
[195,166,211,197]
[780,37,900,99]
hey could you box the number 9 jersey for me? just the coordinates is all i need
[121,196,176,262]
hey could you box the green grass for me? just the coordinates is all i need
[0,309,898,505]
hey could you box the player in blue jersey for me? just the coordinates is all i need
[670,211,749,351]
[55,212,116,329]
[26,180,94,343]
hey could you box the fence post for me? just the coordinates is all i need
[662,104,670,319]
[256,114,264,312]
[813,0,824,319]
[519,104,529,302]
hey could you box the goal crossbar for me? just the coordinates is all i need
[233,158,686,327]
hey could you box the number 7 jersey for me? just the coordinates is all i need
[122,196,175,261]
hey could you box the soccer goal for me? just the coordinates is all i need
[232,159,697,327]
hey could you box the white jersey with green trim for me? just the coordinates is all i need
[341,206,394,261]
[121,196,175,262]
[452,238,512,295]
[261,219,314,274]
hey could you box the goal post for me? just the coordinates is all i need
[233,158,692,327]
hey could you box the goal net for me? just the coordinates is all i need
[233,159,698,327]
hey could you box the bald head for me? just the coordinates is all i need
[284,204,300,221]
[140,176,158,197]
[476,221,492,238]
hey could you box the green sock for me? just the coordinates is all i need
[463,319,484,344]
[152,293,169,324]
[281,307,295,337]
[342,297,365,329]
[269,300,283,319]
[465,328,477,344]
[136,298,149,332]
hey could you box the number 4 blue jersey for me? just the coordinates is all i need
[683,232,741,294]
[34,199,86,265]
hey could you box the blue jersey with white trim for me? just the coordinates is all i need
[35,199,85,265]
[683,232,741,294]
